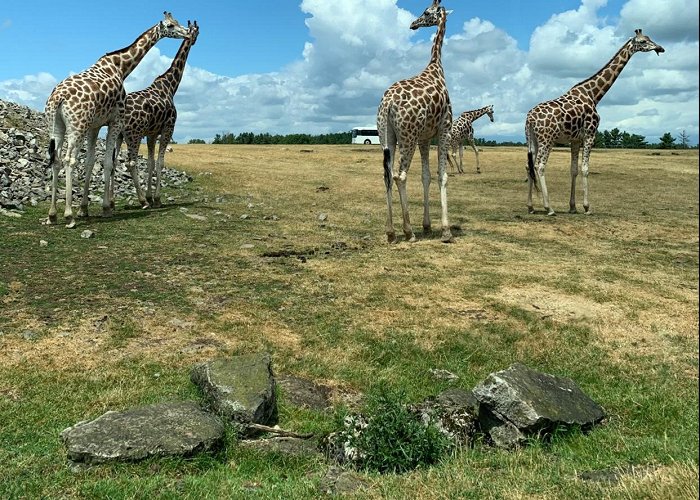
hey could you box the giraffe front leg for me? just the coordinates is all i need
[101,125,121,218]
[569,143,580,213]
[419,144,431,235]
[145,136,156,206]
[469,139,480,174]
[538,165,555,216]
[581,137,594,215]
[437,142,453,243]
[78,129,99,218]
[458,145,464,174]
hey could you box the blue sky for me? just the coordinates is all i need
[1,0,698,144]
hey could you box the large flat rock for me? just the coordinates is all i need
[61,401,225,464]
[190,352,277,434]
[473,363,605,440]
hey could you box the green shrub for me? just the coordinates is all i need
[340,387,452,474]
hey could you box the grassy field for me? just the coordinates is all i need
[1,145,698,498]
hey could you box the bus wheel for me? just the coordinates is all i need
[364,139,371,145]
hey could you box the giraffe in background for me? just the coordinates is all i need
[526,29,664,216]
[448,104,494,174]
[377,0,454,243]
[44,12,190,227]
[115,20,200,209]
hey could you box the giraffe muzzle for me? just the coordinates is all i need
[654,46,665,55]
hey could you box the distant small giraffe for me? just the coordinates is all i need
[44,12,189,227]
[115,20,200,209]
[448,104,494,174]
[526,29,664,216]
[377,0,455,243]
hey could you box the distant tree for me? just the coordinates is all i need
[677,130,690,149]
[659,132,676,149]
[188,138,206,144]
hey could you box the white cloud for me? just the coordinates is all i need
[619,0,699,42]
[0,0,697,144]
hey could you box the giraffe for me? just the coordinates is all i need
[448,104,494,174]
[525,29,664,216]
[44,12,190,227]
[115,20,199,209]
[377,0,455,244]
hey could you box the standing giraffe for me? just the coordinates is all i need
[115,20,199,209]
[448,104,494,174]
[526,29,664,216]
[377,0,454,243]
[44,12,190,227]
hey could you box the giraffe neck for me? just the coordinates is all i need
[98,25,163,79]
[463,106,491,123]
[152,35,196,96]
[428,10,448,71]
[569,39,634,105]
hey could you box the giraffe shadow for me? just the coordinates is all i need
[85,201,197,225]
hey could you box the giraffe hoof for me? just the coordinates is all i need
[406,233,417,243]
[65,219,76,229]
[441,231,455,243]
[569,207,578,214]
[387,233,397,244]
[584,206,592,215]
[527,206,535,214]
[77,207,88,218]
[102,208,113,218]
[45,215,58,225]
[153,199,162,209]
[422,225,432,235]
[546,210,556,217]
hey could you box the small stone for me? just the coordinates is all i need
[240,244,255,249]
[39,240,48,247]
[80,230,94,239]
[318,213,328,222]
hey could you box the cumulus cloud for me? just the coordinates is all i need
[0,0,697,144]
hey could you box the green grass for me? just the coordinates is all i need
[0,145,697,498]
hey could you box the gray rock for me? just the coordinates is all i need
[409,388,479,447]
[318,466,369,496]
[190,353,278,435]
[80,230,94,239]
[473,363,605,448]
[60,401,225,464]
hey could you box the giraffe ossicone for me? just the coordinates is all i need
[43,12,190,228]
[377,0,455,244]
[525,29,664,217]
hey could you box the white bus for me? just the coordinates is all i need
[351,127,380,145]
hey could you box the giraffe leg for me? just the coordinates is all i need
[581,136,594,215]
[154,129,174,208]
[124,136,148,208]
[536,146,555,216]
[569,142,580,213]
[437,137,453,243]
[419,143,431,235]
[469,138,480,174]
[396,143,416,242]
[145,136,156,206]
[458,144,464,174]
[62,138,83,228]
[101,124,120,217]
[78,128,99,218]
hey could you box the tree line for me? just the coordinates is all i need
[188,129,696,149]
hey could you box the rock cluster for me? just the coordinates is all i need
[0,98,191,211]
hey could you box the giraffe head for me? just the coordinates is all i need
[410,0,452,30]
[631,29,665,55]
[158,11,190,40]
[485,104,495,122]
[187,20,200,44]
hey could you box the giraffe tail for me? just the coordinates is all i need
[527,151,539,191]
[383,147,392,192]
[526,123,539,192]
